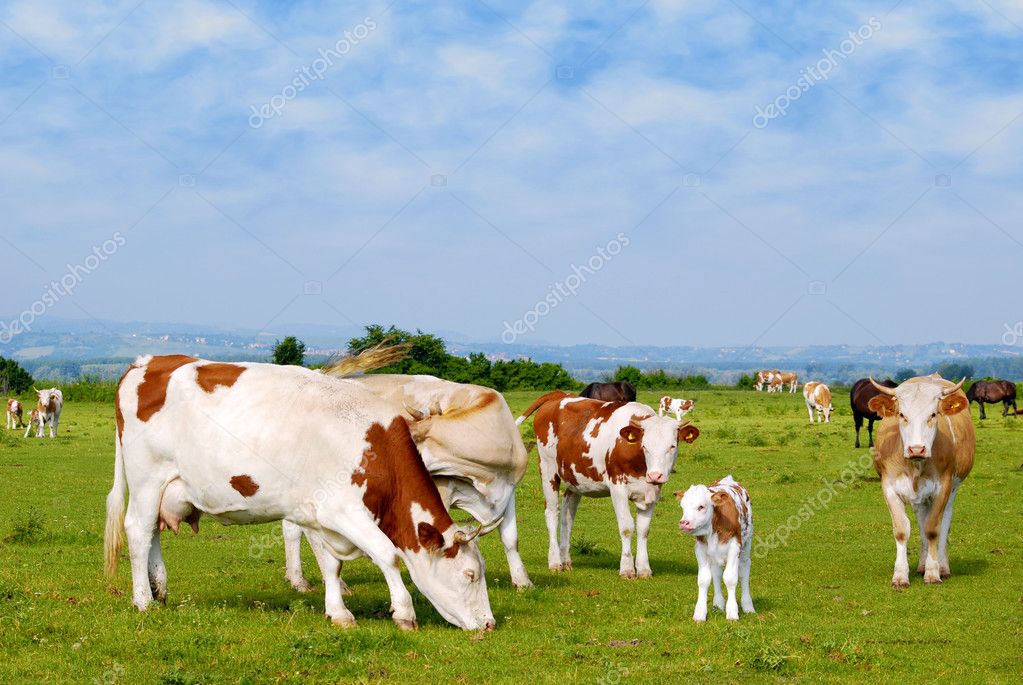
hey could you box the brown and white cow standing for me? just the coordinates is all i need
[658,396,694,421]
[779,372,798,393]
[105,355,496,630]
[517,391,699,578]
[803,382,833,423]
[24,387,62,438]
[6,398,23,429]
[282,372,533,591]
[868,375,975,587]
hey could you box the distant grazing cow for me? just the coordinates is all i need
[658,396,694,421]
[803,382,832,423]
[282,372,533,592]
[965,379,1017,419]
[779,372,798,393]
[868,375,974,587]
[850,377,897,448]
[6,399,23,429]
[105,355,496,630]
[517,391,699,578]
[24,387,62,438]
[754,370,779,391]
[579,381,637,402]
[676,476,754,621]
[768,376,784,393]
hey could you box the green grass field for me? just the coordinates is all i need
[1,390,1020,683]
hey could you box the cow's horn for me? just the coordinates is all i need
[942,377,966,397]
[453,516,505,544]
[869,377,896,395]
[403,403,427,421]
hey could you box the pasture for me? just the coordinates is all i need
[0,389,1019,683]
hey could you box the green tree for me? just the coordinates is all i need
[893,367,917,383]
[937,362,974,381]
[272,337,306,366]
[613,365,643,386]
[0,356,33,395]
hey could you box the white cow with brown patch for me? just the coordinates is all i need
[803,381,832,423]
[282,372,533,592]
[677,475,754,621]
[779,372,798,393]
[105,355,496,631]
[517,391,699,579]
[24,387,62,437]
[6,398,23,429]
[658,396,694,421]
[867,375,974,587]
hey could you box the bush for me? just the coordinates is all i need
[0,357,33,395]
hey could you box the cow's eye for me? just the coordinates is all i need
[697,505,705,511]
[898,413,906,420]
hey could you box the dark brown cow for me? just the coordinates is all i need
[965,379,1017,419]
[579,381,637,402]
[850,377,896,448]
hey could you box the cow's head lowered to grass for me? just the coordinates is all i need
[868,375,967,459]
[617,416,700,485]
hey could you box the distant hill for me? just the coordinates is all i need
[3,316,1021,384]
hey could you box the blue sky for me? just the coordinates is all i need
[2,0,1022,347]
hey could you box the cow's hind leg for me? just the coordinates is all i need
[866,418,875,448]
[282,520,312,592]
[539,455,563,571]
[558,490,581,570]
[723,541,741,620]
[498,491,533,588]
[147,529,168,603]
[305,531,355,627]
[853,414,863,448]
[739,543,755,613]
[123,484,162,611]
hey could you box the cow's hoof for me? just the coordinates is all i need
[394,617,418,631]
[561,561,573,570]
[620,570,637,579]
[513,580,535,591]
[939,567,951,579]
[548,564,563,573]
[891,578,910,590]
[289,579,313,593]
[924,576,942,585]
[915,565,926,576]
[637,570,652,579]
[330,615,357,628]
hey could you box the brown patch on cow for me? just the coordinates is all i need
[114,366,135,442]
[196,363,246,393]
[695,535,707,544]
[229,474,259,497]
[353,417,458,555]
[136,355,197,421]
[711,491,741,544]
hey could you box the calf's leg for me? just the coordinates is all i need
[693,543,711,622]
[739,544,755,613]
[711,562,724,611]
[723,540,740,620]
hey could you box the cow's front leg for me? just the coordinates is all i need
[711,562,724,611]
[558,490,581,571]
[922,477,953,584]
[882,485,911,588]
[282,520,312,592]
[807,404,814,423]
[634,503,655,578]
[693,543,710,621]
[913,503,929,575]
[723,540,740,620]
[497,491,532,588]
[610,489,636,578]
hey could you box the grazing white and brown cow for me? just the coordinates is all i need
[6,398,23,429]
[754,370,777,391]
[282,371,533,592]
[677,476,754,621]
[24,387,62,438]
[517,391,699,578]
[803,381,832,423]
[105,355,496,631]
[868,375,974,587]
[779,372,798,393]
[658,396,695,421]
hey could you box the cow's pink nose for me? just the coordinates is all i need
[907,445,927,458]
[483,619,496,631]
[679,520,691,531]
[647,471,666,484]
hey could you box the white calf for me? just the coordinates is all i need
[677,476,754,621]
[658,396,695,421]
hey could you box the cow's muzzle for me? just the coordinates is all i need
[646,471,666,484]
[906,444,928,459]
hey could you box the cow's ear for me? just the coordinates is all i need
[939,394,967,416]
[710,491,729,506]
[678,424,700,444]
[619,425,642,444]
[868,395,897,417]
[673,490,684,500]
[417,522,445,552]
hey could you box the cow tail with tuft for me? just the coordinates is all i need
[104,433,127,578]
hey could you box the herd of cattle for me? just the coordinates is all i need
[3,358,1015,629]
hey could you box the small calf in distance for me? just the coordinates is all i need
[658,396,694,421]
